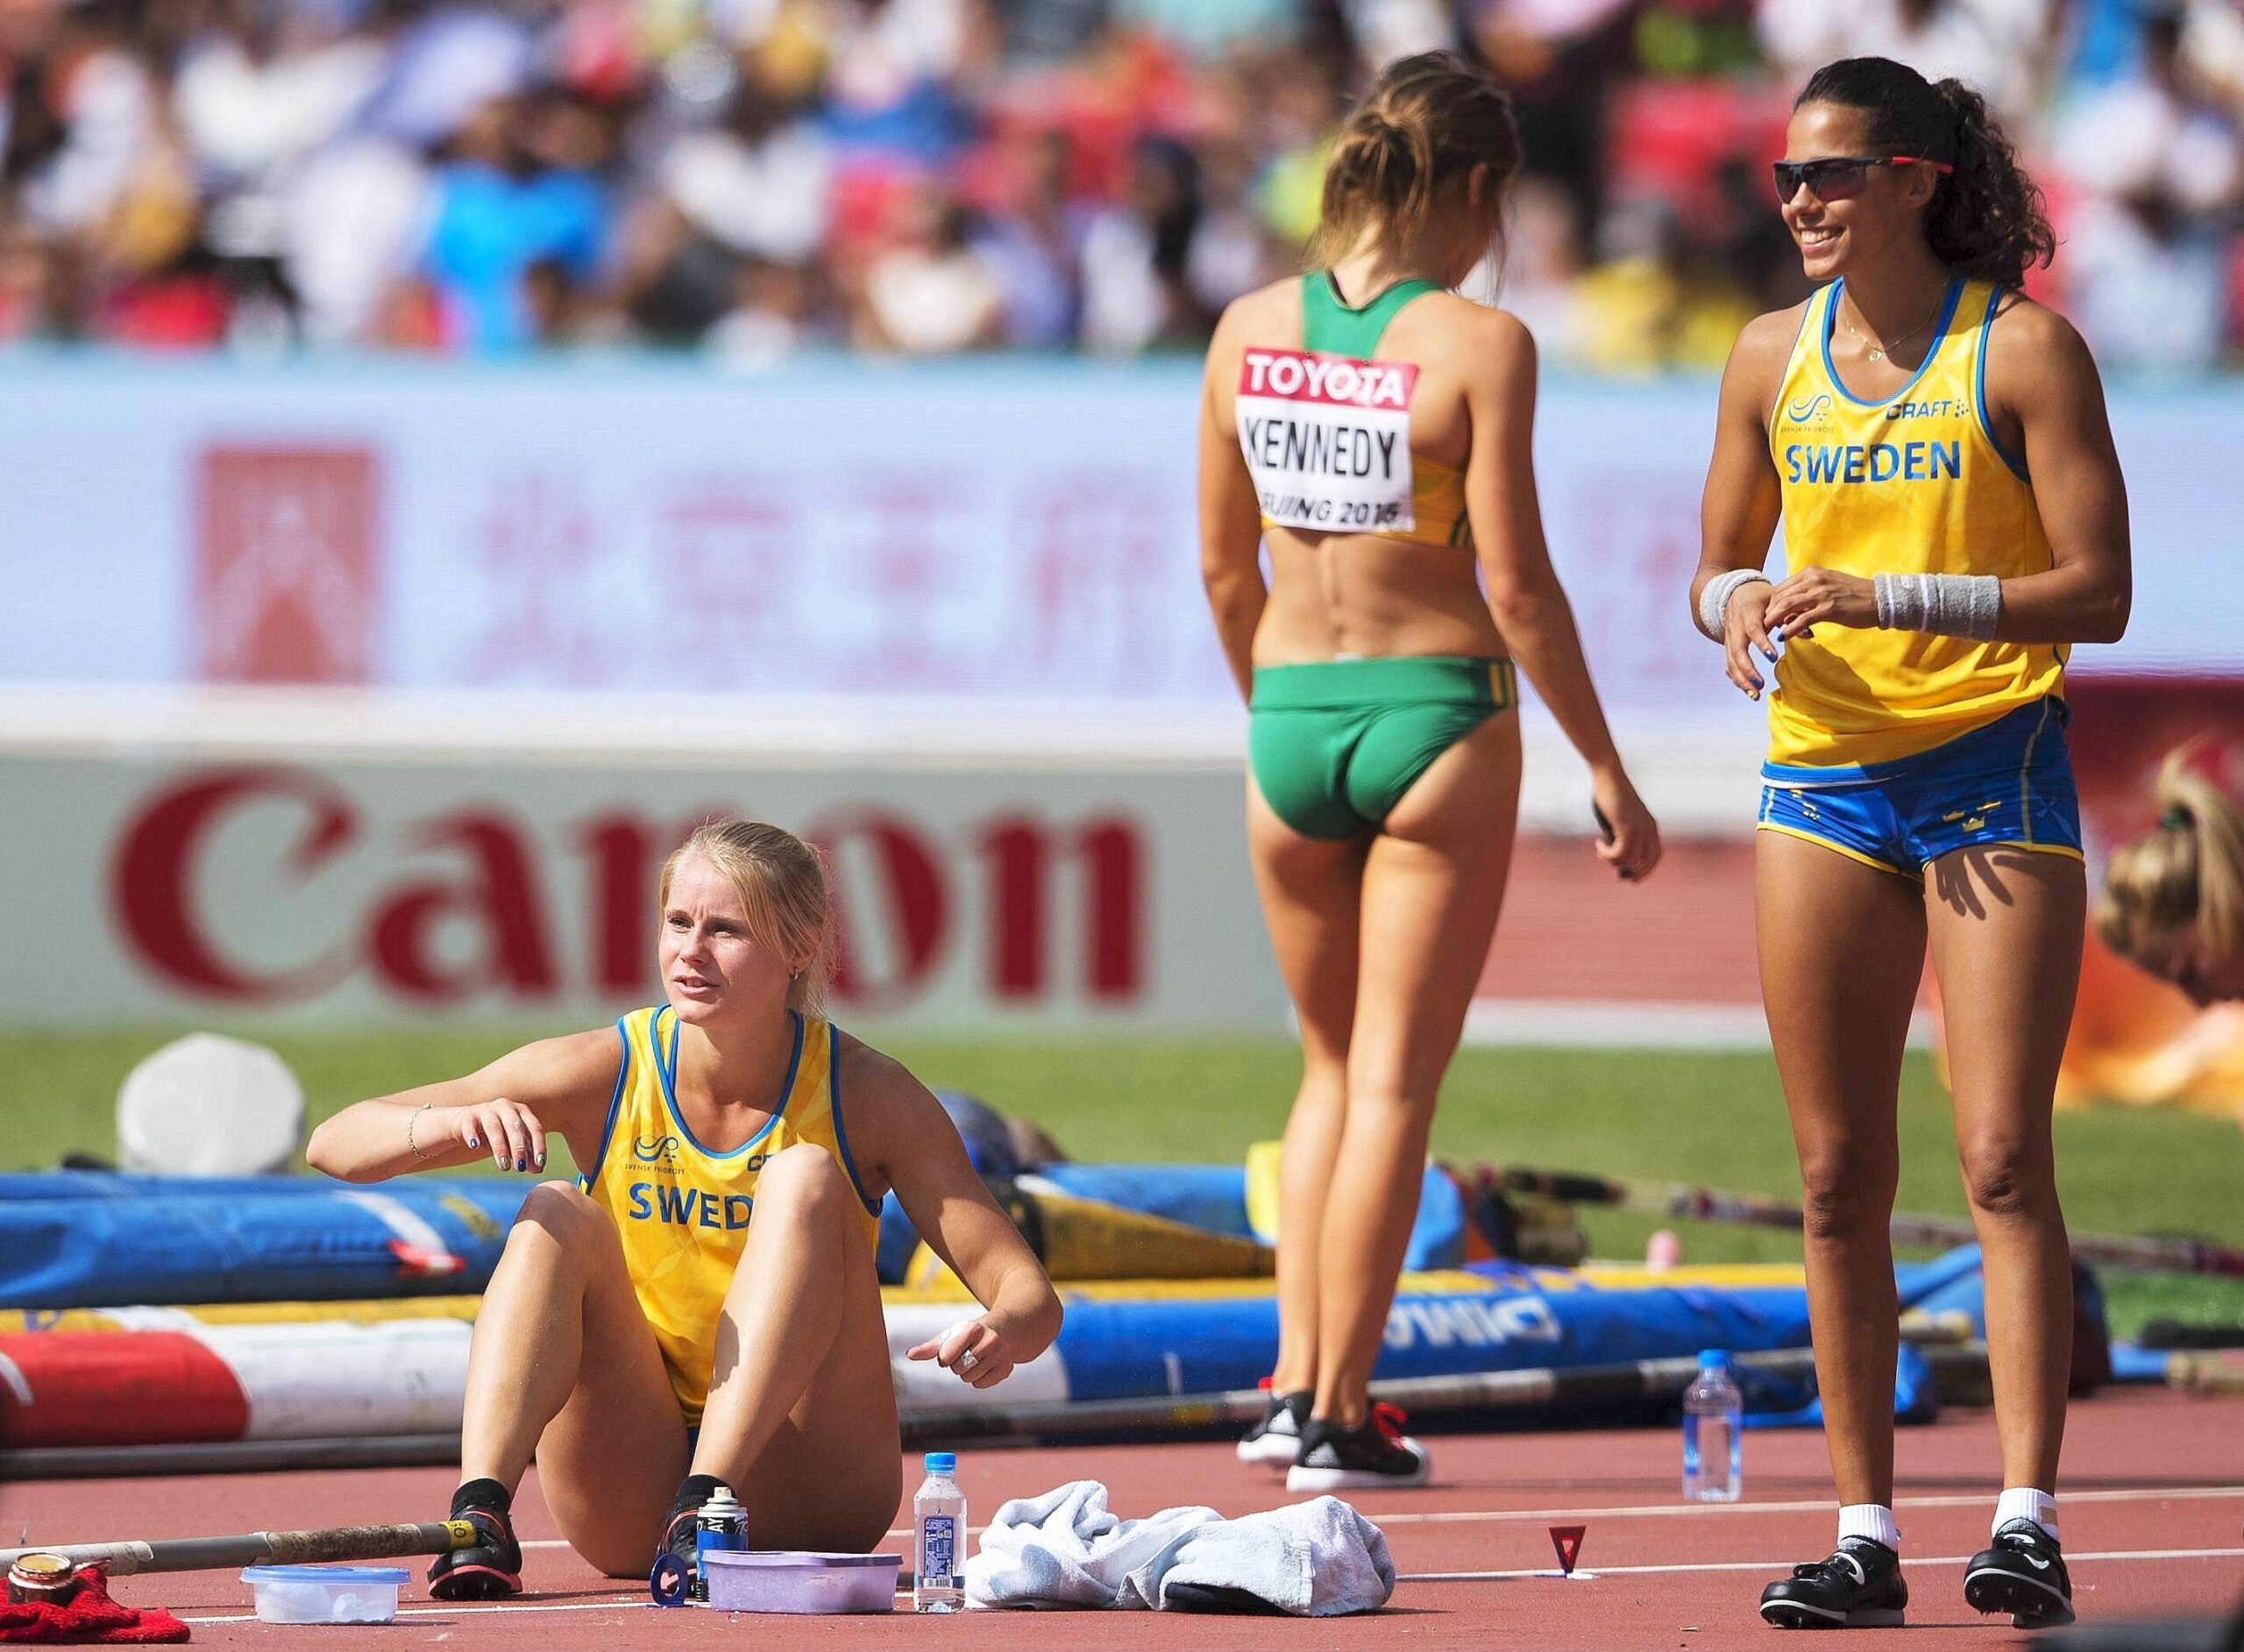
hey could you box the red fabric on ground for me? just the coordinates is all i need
[0,1570,189,1644]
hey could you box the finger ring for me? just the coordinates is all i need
[956,1349,979,1372]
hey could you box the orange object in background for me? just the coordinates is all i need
[1933,678,2244,1129]
[2057,930,2244,1121]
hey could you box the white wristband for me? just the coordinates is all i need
[1696,570,1771,642]
[1872,572,2002,640]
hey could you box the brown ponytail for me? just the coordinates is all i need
[1307,51,1520,271]
[2096,748,2244,980]
[1797,58,2056,288]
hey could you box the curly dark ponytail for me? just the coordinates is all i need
[1797,57,2056,288]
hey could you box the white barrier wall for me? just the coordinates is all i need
[3,361,2236,1032]
[4,361,2229,703]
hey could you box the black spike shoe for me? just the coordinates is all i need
[1964,1520,2073,1627]
[428,1506,523,1601]
[1758,1537,1907,1628]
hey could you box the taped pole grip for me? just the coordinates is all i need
[0,1520,476,1577]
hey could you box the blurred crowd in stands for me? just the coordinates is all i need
[1,0,2239,369]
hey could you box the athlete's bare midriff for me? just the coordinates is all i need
[1255,530,1501,663]
[1220,281,1508,666]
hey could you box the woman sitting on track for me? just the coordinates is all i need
[308,819,1062,1599]
[1693,56,2131,1631]
[2096,749,2244,1004]
[1197,49,1661,1492]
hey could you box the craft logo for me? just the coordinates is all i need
[1785,394,1832,426]
[633,1135,681,1164]
[195,445,379,684]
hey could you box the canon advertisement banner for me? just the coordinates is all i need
[0,752,1286,1031]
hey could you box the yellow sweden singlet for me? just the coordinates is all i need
[1765,278,2064,767]
[582,1006,882,1424]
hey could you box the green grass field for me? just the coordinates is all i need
[8,1028,2241,1339]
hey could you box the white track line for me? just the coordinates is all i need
[507,1483,2244,1554]
[180,1546,2244,1620]
[1366,1483,2244,1528]
[1400,1546,2244,1585]
[843,1482,2244,1542]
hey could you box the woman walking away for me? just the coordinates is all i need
[1200,49,1661,1492]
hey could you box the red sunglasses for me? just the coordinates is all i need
[1772,154,1955,203]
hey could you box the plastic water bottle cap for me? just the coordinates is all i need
[924,1452,957,1473]
[1697,1350,1730,1370]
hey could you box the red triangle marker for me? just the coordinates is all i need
[1550,1525,1586,1577]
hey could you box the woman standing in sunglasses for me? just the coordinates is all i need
[1692,57,2132,1631]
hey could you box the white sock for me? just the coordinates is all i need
[1993,1487,2058,1542]
[1838,1504,1901,1552]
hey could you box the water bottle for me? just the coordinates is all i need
[913,1452,967,1613]
[1682,1351,1743,1502]
[693,1485,748,1601]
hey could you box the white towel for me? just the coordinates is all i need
[1153,1498,1395,1616]
[964,1480,1394,1616]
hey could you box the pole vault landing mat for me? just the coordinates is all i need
[0,1253,1989,1457]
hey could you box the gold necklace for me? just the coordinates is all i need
[1843,294,1944,363]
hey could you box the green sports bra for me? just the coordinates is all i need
[1272,273,1470,551]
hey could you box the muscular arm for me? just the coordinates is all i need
[1198,302,1268,705]
[1983,301,2132,645]
[1466,310,1659,876]
[304,1029,619,1183]
[846,1046,1062,1376]
[1693,309,1793,697]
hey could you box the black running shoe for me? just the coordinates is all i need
[1964,1520,2073,1627]
[1758,1537,1907,1629]
[660,1502,705,1573]
[1237,1386,1310,1468]
[1285,1403,1431,1491]
[428,1507,523,1601]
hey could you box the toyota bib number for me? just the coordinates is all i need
[1237,347,1417,534]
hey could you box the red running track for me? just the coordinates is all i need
[3,1388,2238,1649]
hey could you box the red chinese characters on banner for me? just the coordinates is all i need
[195,446,379,684]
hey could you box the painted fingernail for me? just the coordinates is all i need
[465,1137,478,1149]
[515,1158,527,1172]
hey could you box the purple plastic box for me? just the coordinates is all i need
[699,1551,902,1614]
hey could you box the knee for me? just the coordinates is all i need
[1957,1135,2054,1223]
[752,1145,855,1221]
[507,1181,607,1262]
[1340,1056,1433,1119]
[1796,1146,1896,1243]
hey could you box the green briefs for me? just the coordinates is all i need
[1248,656,1517,840]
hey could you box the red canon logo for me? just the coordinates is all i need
[109,767,1144,1010]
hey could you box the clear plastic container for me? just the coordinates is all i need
[1682,1350,1743,1502]
[913,1451,966,1613]
[240,1565,408,1624]
[699,1551,898,1614]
